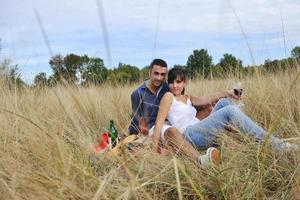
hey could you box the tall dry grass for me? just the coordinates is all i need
[0,69,300,199]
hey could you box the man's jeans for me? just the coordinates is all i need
[184,98,286,151]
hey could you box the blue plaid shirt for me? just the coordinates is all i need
[128,80,169,134]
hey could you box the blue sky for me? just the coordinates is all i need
[1,0,300,83]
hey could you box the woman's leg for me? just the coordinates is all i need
[184,104,287,151]
[163,127,221,167]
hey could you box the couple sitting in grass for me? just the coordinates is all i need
[129,59,297,167]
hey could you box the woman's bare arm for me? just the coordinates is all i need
[152,92,173,152]
[190,90,240,107]
[189,95,212,107]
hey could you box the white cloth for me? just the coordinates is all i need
[148,121,172,141]
[167,96,199,133]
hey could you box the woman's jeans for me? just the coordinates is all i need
[184,98,286,152]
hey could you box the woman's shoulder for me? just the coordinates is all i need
[163,91,174,98]
[161,91,174,102]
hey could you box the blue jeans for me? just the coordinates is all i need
[184,98,286,151]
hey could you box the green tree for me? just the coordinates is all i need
[264,59,280,72]
[34,72,48,87]
[0,59,9,76]
[48,74,56,87]
[210,64,223,78]
[49,54,64,84]
[173,64,186,68]
[0,59,24,88]
[107,63,140,85]
[139,66,149,81]
[49,53,82,84]
[291,46,300,58]
[186,49,213,79]
[63,54,82,83]
[80,55,108,85]
[114,63,140,83]
[219,53,243,76]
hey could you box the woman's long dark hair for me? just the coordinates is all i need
[167,67,186,94]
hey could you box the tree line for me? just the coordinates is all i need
[1,46,300,88]
[32,54,145,87]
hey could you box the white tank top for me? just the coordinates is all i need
[167,96,200,133]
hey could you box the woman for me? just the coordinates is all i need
[153,67,296,153]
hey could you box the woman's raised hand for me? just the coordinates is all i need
[226,89,242,100]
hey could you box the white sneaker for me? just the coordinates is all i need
[199,147,220,168]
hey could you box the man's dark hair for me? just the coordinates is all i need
[150,58,167,69]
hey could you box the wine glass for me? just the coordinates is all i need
[233,82,244,108]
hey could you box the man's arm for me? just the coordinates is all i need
[128,90,142,135]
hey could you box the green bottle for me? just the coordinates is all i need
[108,120,119,147]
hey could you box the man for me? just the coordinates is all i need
[128,58,219,166]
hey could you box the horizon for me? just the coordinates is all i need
[1,0,300,84]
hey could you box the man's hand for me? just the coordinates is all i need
[139,117,149,136]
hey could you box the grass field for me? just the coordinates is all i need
[0,69,300,199]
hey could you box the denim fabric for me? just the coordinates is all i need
[184,98,285,151]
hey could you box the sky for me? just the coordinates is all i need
[1,0,300,84]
